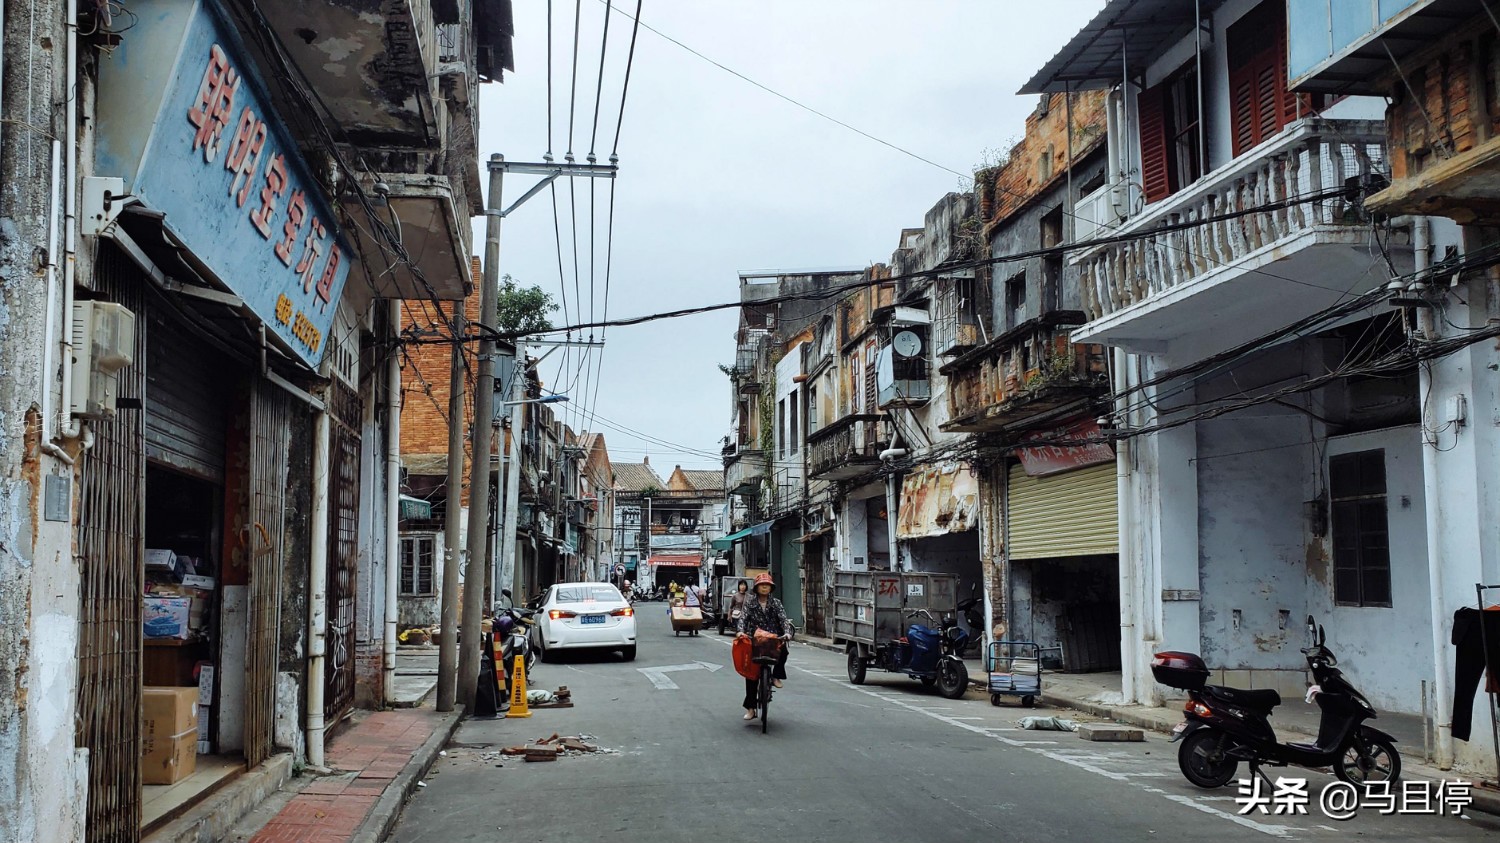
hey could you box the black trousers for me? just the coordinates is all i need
[1452,607,1500,742]
[743,648,788,709]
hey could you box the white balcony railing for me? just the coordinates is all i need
[1074,118,1387,322]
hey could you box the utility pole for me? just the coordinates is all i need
[457,154,616,711]
[438,301,465,708]
[436,304,465,712]
[457,156,506,711]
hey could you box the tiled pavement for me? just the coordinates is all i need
[249,710,447,843]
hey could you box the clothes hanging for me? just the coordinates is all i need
[1451,606,1500,742]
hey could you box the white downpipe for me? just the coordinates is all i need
[1410,218,1455,768]
[58,0,83,442]
[307,407,331,767]
[41,138,61,440]
[1113,347,1138,703]
[383,302,401,703]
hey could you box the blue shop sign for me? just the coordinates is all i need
[97,0,350,367]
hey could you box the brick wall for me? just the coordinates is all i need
[400,258,483,505]
[979,90,1109,234]
[1385,23,1499,182]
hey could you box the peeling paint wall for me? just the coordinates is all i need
[1,0,87,835]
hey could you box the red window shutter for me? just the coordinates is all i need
[1138,83,1171,204]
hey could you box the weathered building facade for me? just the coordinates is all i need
[0,0,509,838]
[1283,0,1500,777]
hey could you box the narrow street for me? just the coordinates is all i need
[391,612,1499,843]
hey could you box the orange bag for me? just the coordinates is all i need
[732,635,757,679]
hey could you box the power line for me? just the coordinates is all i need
[596,0,966,179]
[494,184,1358,340]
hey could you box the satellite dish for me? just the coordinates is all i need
[893,330,923,358]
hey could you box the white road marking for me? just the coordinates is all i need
[786,656,1294,838]
[636,662,723,690]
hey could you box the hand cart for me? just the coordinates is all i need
[987,640,1041,707]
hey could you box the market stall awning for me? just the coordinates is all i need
[648,554,702,568]
[896,463,979,540]
[709,520,774,551]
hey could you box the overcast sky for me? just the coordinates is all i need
[473,1,1102,473]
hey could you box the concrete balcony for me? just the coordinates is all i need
[258,0,441,149]
[940,313,1109,435]
[724,449,768,496]
[341,173,471,302]
[806,414,883,481]
[1072,119,1406,357]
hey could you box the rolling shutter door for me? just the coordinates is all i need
[145,308,229,480]
[1007,462,1118,560]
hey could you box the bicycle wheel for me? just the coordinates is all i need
[759,665,772,734]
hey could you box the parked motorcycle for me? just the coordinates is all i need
[493,592,539,694]
[956,584,985,658]
[848,608,970,699]
[1156,615,1400,789]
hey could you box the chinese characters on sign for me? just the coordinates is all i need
[182,41,345,354]
[1017,418,1115,477]
[1236,777,1473,819]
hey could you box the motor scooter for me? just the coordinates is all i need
[492,590,538,694]
[848,608,970,699]
[1156,616,1401,788]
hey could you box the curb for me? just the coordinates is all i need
[350,707,464,843]
[388,681,437,709]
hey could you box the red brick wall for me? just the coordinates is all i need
[979,90,1109,233]
[400,258,483,505]
[1385,25,1498,183]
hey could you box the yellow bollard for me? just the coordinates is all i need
[506,654,532,718]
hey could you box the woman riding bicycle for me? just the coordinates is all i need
[735,573,792,721]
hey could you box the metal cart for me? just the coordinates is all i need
[987,641,1041,707]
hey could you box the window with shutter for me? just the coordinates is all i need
[1228,0,1321,157]
[1138,63,1202,205]
[1138,83,1171,204]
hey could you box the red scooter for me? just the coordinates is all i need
[1154,616,1401,788]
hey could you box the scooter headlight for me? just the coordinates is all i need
[944,625,965,644]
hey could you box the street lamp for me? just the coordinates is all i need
[501,393,568,407]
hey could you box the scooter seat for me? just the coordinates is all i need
[1204,685,1282,712]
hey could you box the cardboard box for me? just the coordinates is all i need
[143,686,199,735]
[142,730,197,784]
[145,548,178,571]
[180,575,216,591]
[143,597,192,640]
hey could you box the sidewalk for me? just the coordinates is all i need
[390,645,440,708]
[246,707,459,843]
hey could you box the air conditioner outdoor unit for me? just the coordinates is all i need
[70,301,136,420]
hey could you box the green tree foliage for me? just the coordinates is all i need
[495,275,558,334]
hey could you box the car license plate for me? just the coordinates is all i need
[1170,722,1187,742]
[581,614,606,625]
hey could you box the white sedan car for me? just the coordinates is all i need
[531,582,637,661]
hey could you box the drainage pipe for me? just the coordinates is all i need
[1113,347,1138,703]
[58,0,83,441]
[307,405,331,766]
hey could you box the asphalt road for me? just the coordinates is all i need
[390,610,1500,843]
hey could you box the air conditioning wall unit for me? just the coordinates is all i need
[71,301,136,420]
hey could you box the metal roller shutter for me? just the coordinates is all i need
[144,307,229,480]
[1007,462,1118,560]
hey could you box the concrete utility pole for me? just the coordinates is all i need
[457,156,506,711]
[436,304,466,712]
[455,154,616,710]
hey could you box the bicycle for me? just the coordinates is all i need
[751,635,789,734]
